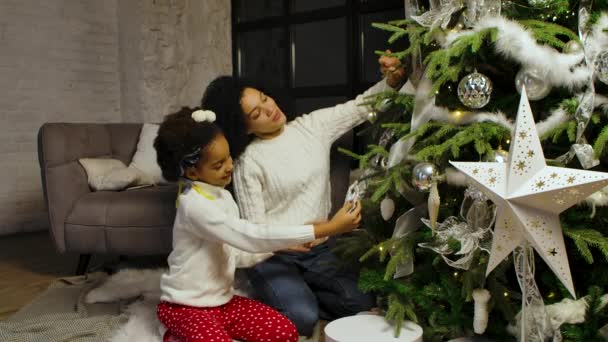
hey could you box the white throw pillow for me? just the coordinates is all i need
[129,123,168,185]
[78,158,138,191]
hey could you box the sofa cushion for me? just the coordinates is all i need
[129,123,168,185]
[78,158,138,191]
[66,184,177,227]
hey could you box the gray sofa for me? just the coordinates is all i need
[38,123,352,275]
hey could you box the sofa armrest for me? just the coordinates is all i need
[38,123,140,253]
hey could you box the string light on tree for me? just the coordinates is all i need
[483,147,509,164]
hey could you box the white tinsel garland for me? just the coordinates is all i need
[445,16,589,90]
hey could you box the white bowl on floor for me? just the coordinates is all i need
[324,314,423,342]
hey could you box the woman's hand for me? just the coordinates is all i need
[379,50,406,88]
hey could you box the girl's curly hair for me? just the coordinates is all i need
[201,76,256,160]
[154,107,223,182]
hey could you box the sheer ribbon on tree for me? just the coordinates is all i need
[419,187,495,270]
[556,1,600,169]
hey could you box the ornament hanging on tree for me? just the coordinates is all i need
[380,197,395,221]
[515,67,551,100]
[473,289,491,334]
[457,71,493,109]
[594,51,608,85]
[563,40,583,54]
[483,147,509,164]
[428,181,441,234]
[366,111,378,123]
[412,162,438,191]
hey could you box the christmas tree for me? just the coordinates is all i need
[336,1,608,341]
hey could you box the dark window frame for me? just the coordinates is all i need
[231,0,404,154]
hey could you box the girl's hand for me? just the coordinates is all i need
[329,200,362,234]
[379,50,406,88]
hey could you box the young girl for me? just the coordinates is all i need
[153,107,361,342]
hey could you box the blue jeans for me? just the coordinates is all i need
[246,242,375,336]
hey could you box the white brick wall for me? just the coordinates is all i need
[0,0,121,235]
[139,0,233,122]
[0,0,232,236]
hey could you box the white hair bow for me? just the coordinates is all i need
[192,109,216,123]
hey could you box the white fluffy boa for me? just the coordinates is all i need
[84,268,252,342]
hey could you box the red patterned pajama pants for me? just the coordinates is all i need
[157,295,298,342]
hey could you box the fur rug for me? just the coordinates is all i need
[85,268,166,342]
[84,269,319,342]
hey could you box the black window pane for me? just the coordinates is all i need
[292,18,347,87]
[292,0,345,12]
[360,10,406,83]
[237,28,287,88]
[237,0,284,22]
[294,96,348,116]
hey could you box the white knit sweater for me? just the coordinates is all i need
[233,79,391,225]
[160,181,315,308]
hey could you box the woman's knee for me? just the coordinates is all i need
[284,304,319,337]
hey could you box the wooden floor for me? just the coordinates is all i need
[0,232,76,320]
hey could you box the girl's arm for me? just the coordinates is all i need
[182,196,315,254]
[230,248,273,268]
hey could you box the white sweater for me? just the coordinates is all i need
[234,80,391,225]
[160,181,315,308]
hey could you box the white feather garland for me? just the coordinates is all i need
[445,16,589,90]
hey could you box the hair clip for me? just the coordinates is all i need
[192,109,216,123]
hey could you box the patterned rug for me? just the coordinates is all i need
[0,270,322,342]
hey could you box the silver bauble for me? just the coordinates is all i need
[515,67,551,100]
[563,40,583,54]
[411,162,438,192]
[457,72,493,109]
[595,51,608,85]
[483,148,509,163]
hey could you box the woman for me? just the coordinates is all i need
[201,53,405,337]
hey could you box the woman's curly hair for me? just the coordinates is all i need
[154,107,223,182]
[201,76,256,160]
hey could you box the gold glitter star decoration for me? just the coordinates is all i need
[450,88,608,297]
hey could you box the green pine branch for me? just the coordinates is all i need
[338,144,389,170]
[594,124,608,157]
[382,122,412,138]
[542,120,577,143]
[519,20,579,49]
[424,28,498,93]
[564,228,608,264]
[369,163,412,202]
[404,121,510,162]
[372,19,431,61]
[361,90,415,114]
